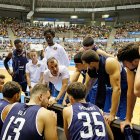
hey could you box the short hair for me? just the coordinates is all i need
[117,43,139,62]
[30,49,37,53]
[30,84,49,97]
[2,81,21,98]
[67,82,86,100]
[30,49,38,55]
[83,36,94,47]
[47,57,58,65]
[81,50,99,64]
[74,52,83,64]
[44,29,55,37]
[14,39,22,45]
[0,74,5,79]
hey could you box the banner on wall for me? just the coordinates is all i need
[30,44,43,51]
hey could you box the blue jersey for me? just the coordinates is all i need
[12,50,28,83]
[0,99,9,133]
[0,103,43,140]
[68,102,108,140]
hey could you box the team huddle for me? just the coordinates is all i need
[0,29,140,140]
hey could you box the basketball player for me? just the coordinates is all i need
[80,36,113,57]
[117,43,139,132]
[0,81,21,133]
[72,36,113,84]
[71,52,87,83]
[81,50,127,123]
[0,84,58,140]
[63,82,114,140]
[4,39,28,92]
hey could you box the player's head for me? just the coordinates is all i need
[117,43,139,71]
[2,81,21,103]
[30,49,38,62]
[47,57,59,76]
[44,29,55,46]
[0,74,5,85]
[74,52,87,71]
[14,39,23,53]
[30,84,50,108]
[83,36,94,50]
[81,50,99,71]
[67,82,86,104]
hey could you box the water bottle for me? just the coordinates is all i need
[124,125,134,140]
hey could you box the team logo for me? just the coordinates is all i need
[37,64,41,67]
[53,47,57,50]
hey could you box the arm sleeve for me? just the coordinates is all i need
[4,57,11,70]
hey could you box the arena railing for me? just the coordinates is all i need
[24,96,140,140]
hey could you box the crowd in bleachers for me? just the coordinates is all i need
[0,24,8,38]
[72,25,111,39]
[115,21,140,39]
[11,23,111,39]
[0,19,140,61]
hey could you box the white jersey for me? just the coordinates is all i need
[45,43,69,67]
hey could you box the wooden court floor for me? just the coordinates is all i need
[0,66,140,125]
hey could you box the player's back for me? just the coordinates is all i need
[68,102,108,140]
[0,103,44,140]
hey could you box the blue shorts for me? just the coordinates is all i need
[86,85,127,120]
[104,87,127,120]
[86,85,97,104]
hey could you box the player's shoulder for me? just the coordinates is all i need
[38,107,56,120]
[63,105,72,117]
[106,57,118,65]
